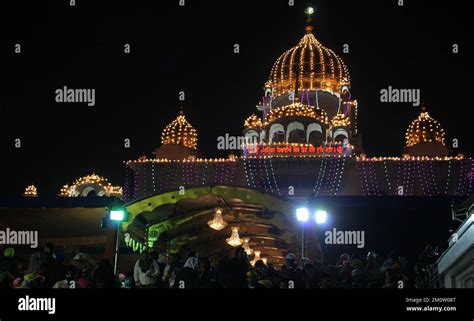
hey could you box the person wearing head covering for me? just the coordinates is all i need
[53,265,77,289]
[0,248,20,279]
[365,251,381,288]
[174,255,200,289]
[133,253,161,288]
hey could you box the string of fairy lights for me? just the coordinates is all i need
[406,111,445,147]
[23,185,38,197]
[444,161,452,195]
[269,31,350,97]
[127,155,474,199]
[264,102,329,126]
[457,160,469,196]
[313,157,327,195]
[161,111,198,149]
[59,173,122,198]
[382,161,393,193]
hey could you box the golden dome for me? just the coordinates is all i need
[244,114,262,128]
[331,114,351,128]
[267,31,350,98]
[161,111,198,149]
[406,111,445,147]
[264,102,329,125]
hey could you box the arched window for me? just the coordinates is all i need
[286,121,305,144]
[269,124,285,144]
[333,128,349,143]
[307,123,324,146]
[245,130,260,144]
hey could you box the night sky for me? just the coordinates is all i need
[1,0,472,196]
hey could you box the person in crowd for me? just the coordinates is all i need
[162,257,179,289]
[279,252,304,288]
[351,259,365,288]
[148,251,163,287]
[419,245,437,265]
[133,252,160,288]
[53,265,77,289]
[221,248,248,288]
[199,257,219,288]
[365,251,381,288]
[69,252,95,274]
[28,243,51,274]
[76,268,91,288]
[91,259,116,288]
[0,248,20,279]
[337,255,353,288]
[175,255,200,289]
[303,263,320,288]
[43,247,67,288]
[154,252,168,287]
[380,251,408,288]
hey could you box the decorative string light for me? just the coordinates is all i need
[444,160,452,195]
[244,114,263,128]
[268,28,350,98]
[59,173,122,198]
[406,111,445,147]
[264,102,329,126]
[23,185,38,197]
[331,113,351,128]
[161,111,198,149]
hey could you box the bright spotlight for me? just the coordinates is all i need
[305,7,315,16]
[296,208,309,222]
[314,210,327,224]
[110,209,125,222]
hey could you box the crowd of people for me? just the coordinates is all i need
[0,243,441,289]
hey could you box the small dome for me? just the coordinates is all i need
[244,114,262,128]
[23,185,38,197]
[59,173,122,198]
[331,114,351,128]
[265,102,329,125]
[406,110,445,147]
[267,31,350,98]
[161,111,198,149]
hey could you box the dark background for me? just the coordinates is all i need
[1,0,472,195]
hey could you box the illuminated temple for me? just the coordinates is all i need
[124,17,472,201]
[118,11,473,264]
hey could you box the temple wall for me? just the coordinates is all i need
[124,158,474,202]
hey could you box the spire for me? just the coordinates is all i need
[420,102,427,113]
[305,7,315,34]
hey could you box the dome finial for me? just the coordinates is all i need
[420,102,427,113]
[305,7,315,33]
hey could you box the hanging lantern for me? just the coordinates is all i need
[208,208,228,231]
[250,250,261,266]
[226,226,243,247]
[261,257,268,265]
[242,238,253,255]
